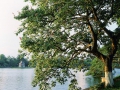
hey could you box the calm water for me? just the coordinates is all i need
[0,68,39,90]
[0,68,119,90]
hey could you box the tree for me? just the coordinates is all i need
[15,0,120,89]
[7,56,17,67]
[0,54,29,68]
[86,57,104,77]
[0,54,7,67]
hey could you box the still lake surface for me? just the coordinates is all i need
[0,68,119,90]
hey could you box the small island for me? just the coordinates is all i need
[0,54,29,68]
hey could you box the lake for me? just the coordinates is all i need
[0,68,119,90]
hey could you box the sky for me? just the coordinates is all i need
[0,0,29,57]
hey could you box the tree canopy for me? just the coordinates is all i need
[15,0,120,89]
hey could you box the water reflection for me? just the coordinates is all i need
[53,68,120,90]
[113,68,120,77]
[0,68,39,90]
[75,71,100,90]
[0,68,119,90]
[52,70,101,90]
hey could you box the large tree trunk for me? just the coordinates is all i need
[104,59,114,87]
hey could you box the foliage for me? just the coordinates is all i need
[86,58,104,77]
[15,0,120,89]
[0,54,29,68]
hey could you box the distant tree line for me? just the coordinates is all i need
[0,54,29,68]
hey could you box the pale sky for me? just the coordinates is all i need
[0,0,29,57]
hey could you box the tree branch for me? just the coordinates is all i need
[86,9,98,52]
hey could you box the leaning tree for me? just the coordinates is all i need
[15,0,120,89]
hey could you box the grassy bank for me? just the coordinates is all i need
[89,76,120,90]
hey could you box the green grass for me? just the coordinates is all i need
[89,76,120,90]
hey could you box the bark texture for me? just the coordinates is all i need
[104,60,114,87]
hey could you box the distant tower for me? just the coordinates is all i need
[19,61,25,68]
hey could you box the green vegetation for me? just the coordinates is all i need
[89,76,120,90]
[86,58,104,77]
[0,54,29,68]
[86,57,120,77]
[15,0,120,89]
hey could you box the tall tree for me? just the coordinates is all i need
[0,54,7,67]
[15,0,120,89]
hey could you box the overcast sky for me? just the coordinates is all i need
[0,0,29,57]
